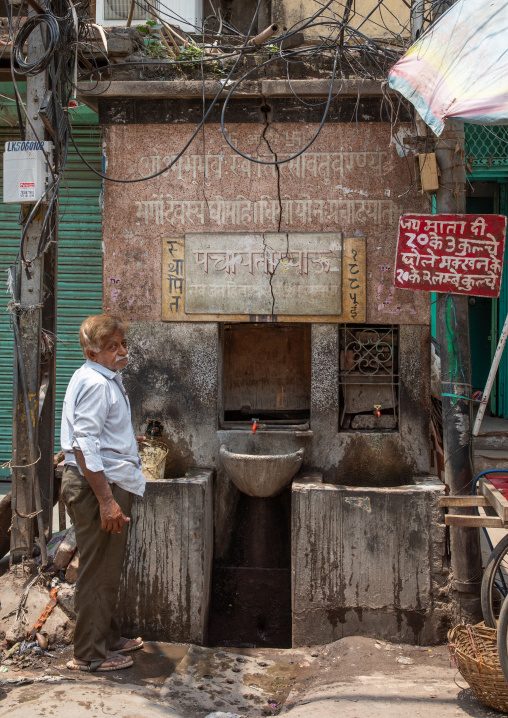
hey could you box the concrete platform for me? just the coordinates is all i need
[291,474,449,646]
[117,470,213,645]
[474,414,508,474]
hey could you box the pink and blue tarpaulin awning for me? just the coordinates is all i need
[388,0,508,136]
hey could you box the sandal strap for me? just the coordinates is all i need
[88,659,106,672]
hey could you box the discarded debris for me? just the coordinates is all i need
[27,587,58,640]
[3,643,20,660]
[64,552,79,584]
[0,674,74,686]
[53,527,77,571]
[396,656,414,665]
[35,632,48,650]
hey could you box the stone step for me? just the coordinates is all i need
[474,434,508,452]
[474,448,508,476]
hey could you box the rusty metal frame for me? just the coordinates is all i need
[339,324,399,430]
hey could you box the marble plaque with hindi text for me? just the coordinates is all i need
[184,233,343,316]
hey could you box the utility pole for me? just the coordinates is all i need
[433,0,454,21]
[435,120,482,623]
[10,14,51,564]
[410,0,425,43]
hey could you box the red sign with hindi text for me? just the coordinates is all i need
[394,214,507,297]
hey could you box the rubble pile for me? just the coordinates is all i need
[0,526,79,673]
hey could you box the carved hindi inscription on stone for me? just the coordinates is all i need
[135,196,398,230]
[184,233,342,316]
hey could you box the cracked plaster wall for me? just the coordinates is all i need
[103,114,431,493]
[102,119,429,324]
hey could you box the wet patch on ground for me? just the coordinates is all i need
[160,645,311,717]
[53,641,189,689]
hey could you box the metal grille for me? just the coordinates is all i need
[339,325,399,431]
[465,125,508,170]
[104,0,149,21]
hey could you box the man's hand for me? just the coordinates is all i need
[100,497,130,534]
[74,449,131,534]
[136,435,146,442]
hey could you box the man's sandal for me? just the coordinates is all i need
[66,653,133,672]
[110,636,144,653]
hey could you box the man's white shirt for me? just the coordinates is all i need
[61,360,146,497]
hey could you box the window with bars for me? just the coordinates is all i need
[339,325,399,431]
[465,125,508,172]
[103,0,150,22]
[94,0,202,29]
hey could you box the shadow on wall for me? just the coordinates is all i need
[122,322,219,478]
[334,434,414,487]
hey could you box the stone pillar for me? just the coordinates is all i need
[118,469,213,644]
[291,474,450,646]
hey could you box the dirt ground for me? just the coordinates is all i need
[0,636,503,718]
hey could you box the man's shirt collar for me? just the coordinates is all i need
[85,359,117,380]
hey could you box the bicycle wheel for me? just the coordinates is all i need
[481,532,508,628]
[497,589,508,683]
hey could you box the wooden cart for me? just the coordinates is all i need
[439,476,508,528]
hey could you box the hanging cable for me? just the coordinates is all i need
[220,48,340,166]
[13,14,61,75]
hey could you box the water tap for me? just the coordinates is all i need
[146,420,163,440]
[252,418,259,434]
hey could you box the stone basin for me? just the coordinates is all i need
[219,444,304,498]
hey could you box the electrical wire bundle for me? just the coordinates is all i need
[4,0,459,244]
[9,0,82,267]
[65,0,450,185]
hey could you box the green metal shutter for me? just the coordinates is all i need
[0,131,18,471]
[0,126,103,474]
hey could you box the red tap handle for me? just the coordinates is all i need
[252,422,258,434]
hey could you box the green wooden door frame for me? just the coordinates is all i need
[461,177,508,417]
[431,177,508,415]
[430,123,508,416]
[497,183,508,417]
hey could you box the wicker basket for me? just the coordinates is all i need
[448,622,508,712]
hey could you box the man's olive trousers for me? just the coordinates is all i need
[62,465,134,663]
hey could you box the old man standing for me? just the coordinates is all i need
[61,315,145,671]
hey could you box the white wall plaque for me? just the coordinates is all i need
[184,232,343,316]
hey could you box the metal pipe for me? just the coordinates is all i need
[473,310,508,436]
[247,23,279,47]
[435,119,482,622]
[225,422,309,431]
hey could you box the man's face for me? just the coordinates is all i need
[86,330,128,372]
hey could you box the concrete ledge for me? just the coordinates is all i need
[291,478,449,647]
[118,469,213,644]
[78,78,384,101]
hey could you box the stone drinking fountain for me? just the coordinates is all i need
[219,445,304,497]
